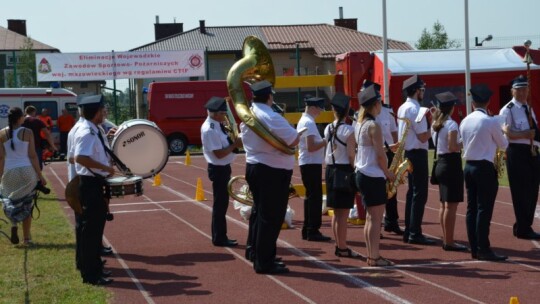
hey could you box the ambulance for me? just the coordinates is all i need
[0,87,78,146]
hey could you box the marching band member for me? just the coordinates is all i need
[365,81,403,235]
[460,84,508,261]
[73,95,115,285]
[201,97,242,247]
[355,85,395,266]
[241,80,300,274]
[324,93,358,257]
[297,96,330,242]
[499,75,540,240]
[397,75,435,245]
[430,92,467,251]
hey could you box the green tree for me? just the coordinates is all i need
[415,20,461,50]
[6,37,37,87]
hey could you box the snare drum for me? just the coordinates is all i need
[111,119,169,179]
[104,176,144,199]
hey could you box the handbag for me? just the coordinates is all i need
[430,130,440,185]
[329,123,357,192]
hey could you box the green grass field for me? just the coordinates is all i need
[0,188,110,304]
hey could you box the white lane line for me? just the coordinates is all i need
[103,237,156,304]
[138,193,317,304]
[112,209,169,214]
[157,182,411,304]
[109,200,191,207]
[48,166,154,304]
[393,268,486,304]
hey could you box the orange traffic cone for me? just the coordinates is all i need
[509,297,519,304]
[195,177,206,201]
[152,173,162,186]
[185,151,192,166]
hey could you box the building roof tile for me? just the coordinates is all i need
[0,25,58,51]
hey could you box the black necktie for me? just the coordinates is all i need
[523,105,540,142]
[220,123,233,145]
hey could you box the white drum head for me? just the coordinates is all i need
[111,119,168,178]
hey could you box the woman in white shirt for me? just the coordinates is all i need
[0,107,45,245]
[324,93,357,257]
[430,92,466,251]
[355,86,395,266]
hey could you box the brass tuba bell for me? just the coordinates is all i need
[226,36,295,155]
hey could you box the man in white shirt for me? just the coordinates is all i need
[242,80,300,274]
[461,84,508,261]
[201,97,242,247]
[499,75,540,240]
[397,75,434,245]
[297,96,330,242]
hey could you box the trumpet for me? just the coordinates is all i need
[227,175,298,206]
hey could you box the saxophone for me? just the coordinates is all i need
[386,117,414,198]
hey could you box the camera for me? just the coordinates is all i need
[35,182,51,194]
[106,212,114,221]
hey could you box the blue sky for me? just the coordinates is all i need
[3,0,540,52]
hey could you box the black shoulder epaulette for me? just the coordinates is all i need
[506,103,514,109]
[382,104,391,109]
[210,122,214,129]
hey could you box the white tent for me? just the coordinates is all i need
[374,48,540,76]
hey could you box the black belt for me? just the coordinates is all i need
[465,160,492,165]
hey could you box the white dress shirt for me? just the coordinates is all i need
[499,98,540,147]
[201,116,235,166]
[240,102,297,170]
[376,105,398,145]
[297,113,324,165]
[67,117,85,181]
[397,98,429,151]
[460,109,508,162]
[431,119,460,155]
[73,119,111,177]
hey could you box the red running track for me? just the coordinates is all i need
[45,155,540,304]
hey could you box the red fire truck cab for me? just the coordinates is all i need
[147,81,248,155]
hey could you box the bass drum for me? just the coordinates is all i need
[111,119,169,179]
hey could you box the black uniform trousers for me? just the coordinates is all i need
[506,144,540,235]
[245,163,292,272]
[403,149,429,239]
[384,150,399,228]
[300,164,323,237]
[464,160,498,254]
[79,175,107,281]
[75,212,82,270]
[60,131,69,155]
[208,163,232,244]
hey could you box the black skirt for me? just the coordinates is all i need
[325,165,355,209]
[356,172,387,207]
[434,152,464,203]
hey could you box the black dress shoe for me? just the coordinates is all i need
[408,235,436,245]
[476,250,508,261]
[442,243,469,252]
[384,225,404,235]
[274,261,286,268]
[301,228,307,240]
[471,252,478,259]
[101,270,113,277]
[10,226,19,244]
[83,277,113,286]
[101,247,113,256]
[274,256,282,263]
[306,233,331,242]
[516,231,540,240]
[402,232,410,244]
[256,266,290,274]
[214,239,238,247]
